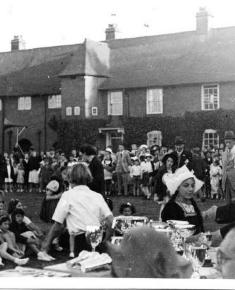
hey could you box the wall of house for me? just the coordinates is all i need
[0,95,60,153]
[61,76,85,119]
[99,82,235,118]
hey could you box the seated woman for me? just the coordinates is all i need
[9,209,54,261]
[0,215,29,265]
[108,226,193,278]
[161,166,235,244]
[161,166,204,234]
[8,199,44,238]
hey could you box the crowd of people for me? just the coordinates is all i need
[0,132,234,203]
[0,131,235,278]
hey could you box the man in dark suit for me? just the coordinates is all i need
[80,144,105,195]
[172,136,192,170]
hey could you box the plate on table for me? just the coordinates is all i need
[167,220,189,225]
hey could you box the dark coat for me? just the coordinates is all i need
[88,156,105,195]
[172,150,193,170]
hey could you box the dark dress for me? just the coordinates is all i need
[161,198,204,234]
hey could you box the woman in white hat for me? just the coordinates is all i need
[161,166,204,234]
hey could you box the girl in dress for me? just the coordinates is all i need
[210,157,222,199]
[16,158,25,192]
[4,158,14,193]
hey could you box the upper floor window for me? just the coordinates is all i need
[201,84,219,110]
[18,97,31,110]
[48,95,61,109]
[108,91,123,116]
[146,88,163,114]
[202,129,219,149]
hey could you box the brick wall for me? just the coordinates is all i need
[100,82,235,118]
[0,95,60,153]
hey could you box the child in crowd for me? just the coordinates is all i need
[210,157,223,199]
[102,149,115,196]
[130,158,141,196]
[4,158,14,193]
[119,202,136,216]
[0,215,29,266]
[16,158,25,192]
[38,159,53,193]
[10,209,54,261]
[140,154,153,199]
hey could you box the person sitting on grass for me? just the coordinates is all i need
[9,209,54,262]
[119,202,136,216]
[0,215,29,265]
[0,231,29,266]
[8,199,44,239]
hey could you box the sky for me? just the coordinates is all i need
[1,0,235,52]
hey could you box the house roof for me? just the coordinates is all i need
[0,40,110,96]
[100,26,235,90]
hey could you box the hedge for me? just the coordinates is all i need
[49,109,235,152]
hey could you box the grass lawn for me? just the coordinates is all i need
[0,190,226,271]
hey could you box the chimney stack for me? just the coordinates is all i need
[11,35,26,51]
[196,7,210,34]
[105,24,115,41]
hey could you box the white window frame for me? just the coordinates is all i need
[92,107,98,116]
[108,91,123,116]
[146,88,163,114]
[202,129,219,149]
[74,106,80,116]
[66,107,72,116]
[18,96,31,110]
[48,95,61,109]
[201,84,220,111]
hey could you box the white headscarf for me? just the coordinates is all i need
[162,165,204,196]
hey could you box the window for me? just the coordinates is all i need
[147,131,162,147]
[146,88,163,114]
[18,97,31,110]
[92,107,98,116]
[201,84,219,110]
[202,129,219,149]
[108,91,123,116]
[66,107,72,116]
[74,106,80,116]
[48,95,61,109]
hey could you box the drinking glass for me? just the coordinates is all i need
[190,245,207,275]
[85,225,103,252]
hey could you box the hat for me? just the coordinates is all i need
[145,153,152,158]
[108,226,192,278]
[162,153,177,165]
[46,180,59,193]
[162,165,204,196]
[174,136,185,145]
[139,144,148,150]
[105,148,113,154]
[224,131,235,140]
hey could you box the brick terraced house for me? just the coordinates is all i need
[1,8,235,152]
